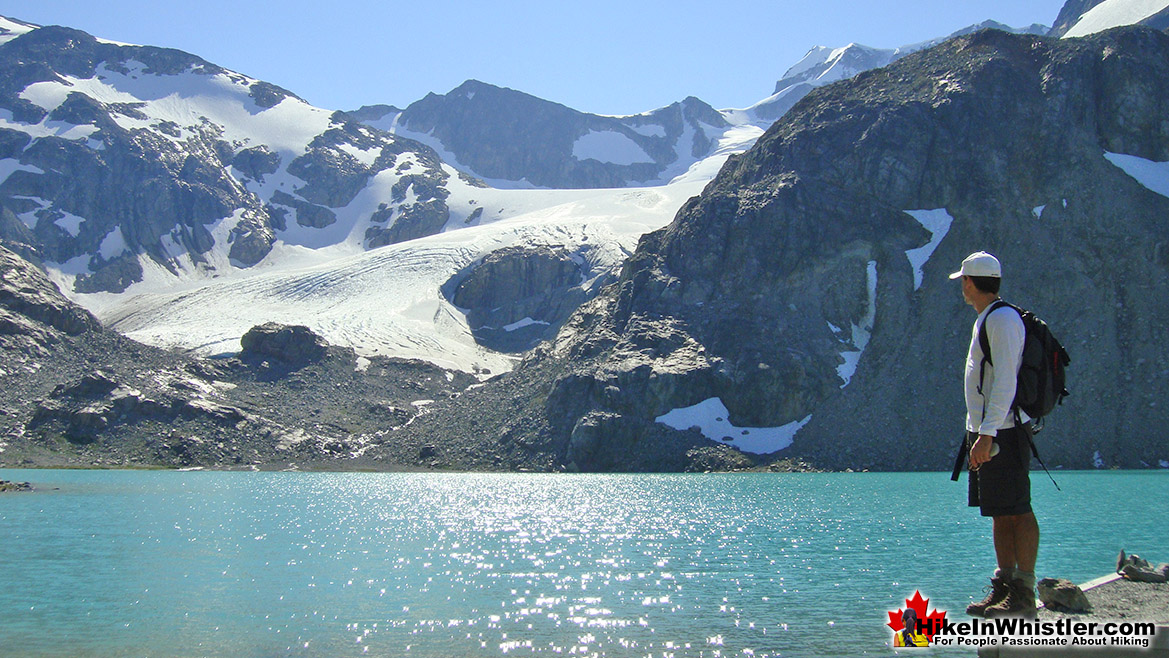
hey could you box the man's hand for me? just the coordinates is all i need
[969,434,995,470]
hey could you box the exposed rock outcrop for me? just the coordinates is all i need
[1118,552,1169,583]
[0,480,32,492]
[0,244,99,355]
[240,323,329,366]
[444,245,613,352]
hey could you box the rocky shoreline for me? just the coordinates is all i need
[979,563,1169,657]
[1041,576,1169,623]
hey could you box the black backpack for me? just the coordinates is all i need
[977,300,1071,428]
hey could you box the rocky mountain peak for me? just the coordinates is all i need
[5,10,1169,473]
[369,78,736,189]
[753,21,1049,125]
[1,23,221,86]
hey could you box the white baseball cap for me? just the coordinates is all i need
[948,251,1001,279]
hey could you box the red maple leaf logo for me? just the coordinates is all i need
[887,590,947,641]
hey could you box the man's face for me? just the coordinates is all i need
[960,275,975,307]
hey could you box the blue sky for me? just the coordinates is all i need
[8,1,1067,115]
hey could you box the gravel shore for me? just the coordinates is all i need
[1040,574,1169,623]
[979,575,1169,657]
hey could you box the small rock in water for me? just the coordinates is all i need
[0,480,33,493]
[1037,578,1092,612]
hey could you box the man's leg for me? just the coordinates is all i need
[985,512,1039,617]
[1013,512,1039,574]
[967,517,1015,616]
[992,515,1018,573]
[992,511,1039,571]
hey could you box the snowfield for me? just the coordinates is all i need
[904,209,954,291]
[1063,0,1169,37]
[1104,151,1169,199]
[572,130,656,165]
[655,398,812,454]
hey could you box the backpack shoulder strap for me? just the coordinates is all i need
[977,299,1017,368]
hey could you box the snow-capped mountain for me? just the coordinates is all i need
[0,17,485,296]
[348,22,1054,192]
[95,181,717,375]
[347,79,764,190]
[336,23,1051,196]
[745,21,1048,124]
[5,1,1169,471]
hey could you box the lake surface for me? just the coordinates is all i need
[1,470,1166,657]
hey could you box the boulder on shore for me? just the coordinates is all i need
[1038,578,1092,612]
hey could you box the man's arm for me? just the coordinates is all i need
[977,308,1025,436]
[970,434,995,469]
[970,308,1024,468]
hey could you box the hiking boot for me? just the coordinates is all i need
[966,577,1010,617]
[984,579,1037,618]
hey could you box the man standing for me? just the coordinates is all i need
[949,251,1039,618]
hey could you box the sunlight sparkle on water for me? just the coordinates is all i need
[3,470,1165,657]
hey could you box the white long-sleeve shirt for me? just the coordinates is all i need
[964,301,1029,435]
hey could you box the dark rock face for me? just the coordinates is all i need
[445,245,612,352]
[231,146,281,181]
[364,166,453,247]
[0,203,38,263]
[240,323,329,366]
[226,208,278,267]
[1144,9,1169,31]
[0,245,99,345]
[0,28,264,292]
[420,27,1169,472]
[362,80,729,189]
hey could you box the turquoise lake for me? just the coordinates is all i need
[1,470,1166,657]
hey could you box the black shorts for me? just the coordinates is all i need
[967,425,1032,517]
